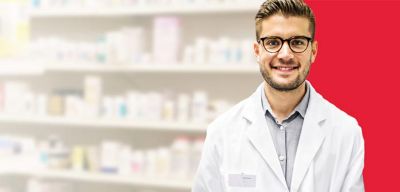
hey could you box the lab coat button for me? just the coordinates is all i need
[279,155,285,161]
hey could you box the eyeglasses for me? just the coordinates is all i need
[258,36,312,53]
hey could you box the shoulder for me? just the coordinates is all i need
[206,97,250,136]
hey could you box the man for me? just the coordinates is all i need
[192,0,365,192]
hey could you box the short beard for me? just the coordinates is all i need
[260,64,310,92]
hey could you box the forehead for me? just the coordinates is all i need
[260,14,311,38]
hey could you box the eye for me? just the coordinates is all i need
[292,39,305,45]
[291,39,306,46]
[265,39,281,47]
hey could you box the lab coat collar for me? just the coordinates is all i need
[243,81,329,191]
[261,81,310,119]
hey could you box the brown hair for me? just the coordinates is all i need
[255,0,315,40]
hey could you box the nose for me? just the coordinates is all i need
[277,41,294,60]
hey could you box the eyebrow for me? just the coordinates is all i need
[260,35,310,39]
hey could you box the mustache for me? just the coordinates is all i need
[277,58,296,65]
[271,59,299,67]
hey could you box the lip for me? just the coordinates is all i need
[271,66,299,73]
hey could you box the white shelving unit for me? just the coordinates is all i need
[0,115,207,133]
[0,1,264,192]
[0,63,258,76]
[2,169,192,190]
[30,3,260,17]
[0,60,45,76]
[44,64,259,74]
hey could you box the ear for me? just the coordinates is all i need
[253,40,261,61]
[310,40,318,63]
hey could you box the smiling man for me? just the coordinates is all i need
[192,0,365,192]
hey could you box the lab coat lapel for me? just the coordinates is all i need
[243,83,288,188]
[290,82,328,192]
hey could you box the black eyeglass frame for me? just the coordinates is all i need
[258,36,313,53]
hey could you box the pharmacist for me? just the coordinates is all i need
[192,0,365,192]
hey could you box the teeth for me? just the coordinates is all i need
[277,67,294,70]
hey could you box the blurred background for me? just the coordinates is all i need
[0,0,263,192]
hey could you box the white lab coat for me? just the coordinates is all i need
[192,81,364,192]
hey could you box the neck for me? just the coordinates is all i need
[264,82,307,122]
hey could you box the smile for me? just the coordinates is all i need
[272,66,299,71]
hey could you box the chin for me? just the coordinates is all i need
[267,77,305,91]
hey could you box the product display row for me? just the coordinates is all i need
[30,0,250,9]
[0,178,166,192]
[0,76,231,123]
[0,134,204,180]
[27,18,254,66]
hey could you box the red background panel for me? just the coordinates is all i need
[305,0,400,191]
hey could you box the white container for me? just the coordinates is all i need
[37,141,50,170]
[23,92,36,116]
[177,93,190,122]
[241,39,255,65]
[47,136,70,170]
[147,92,163,121]
[155,147,171,177]
[144,149,157,177]
[106,31,123,64]
[101,96,115,118]
[71,146,85,171]
[0,83,4,113]
[219,37,231,65]
[163,99,175,122]
[191,91,208,123]
[191,137,205,177]
[84,76,102,118]
[115,96,128,118]
[170,136,190,179]
[100,141,120,173]
[122,27,145,64]
[182,46,194,64]
[153,16,181,64]
[86,146,99,172]
[118,145,133,175]
[126,91,140,120]
[193,37,208,65]
[36,94,48,116]
[65,95,83,118]
[131,150,145,175]
[4,81,29,115]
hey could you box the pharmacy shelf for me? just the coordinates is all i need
[0,63,258,75]
[30,3,260,17]
[0,66,44,76]
[0,115,207,133]
[3,169,192,190]
[0,60,45,76]
[45,63,259,74]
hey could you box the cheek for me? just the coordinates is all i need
[260,55,274,66]
[260,60,272,70]
[299,53,313,66]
